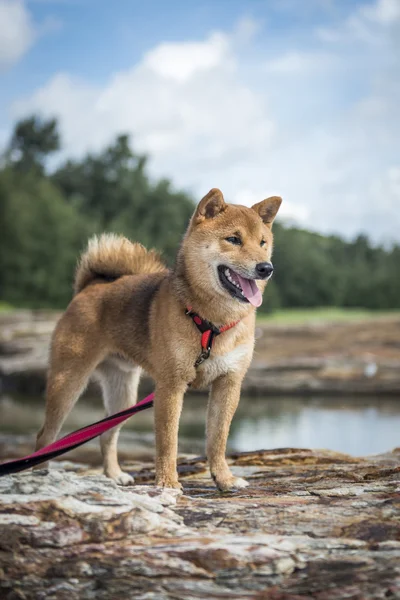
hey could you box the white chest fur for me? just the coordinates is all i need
[197,343,253,386]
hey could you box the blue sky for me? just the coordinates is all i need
[1,0,399,242]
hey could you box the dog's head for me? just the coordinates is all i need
[183,188,282,313]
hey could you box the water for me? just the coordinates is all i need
[0,394,399,457]
[229,397,400,456]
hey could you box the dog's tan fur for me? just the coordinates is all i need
[36,189,281,490]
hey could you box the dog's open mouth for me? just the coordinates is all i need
[217,266,262,307]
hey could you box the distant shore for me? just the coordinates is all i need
[1,309,400,397]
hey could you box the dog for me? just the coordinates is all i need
[36,188,281,490]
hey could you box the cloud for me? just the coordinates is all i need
[12,22,276,186]
[142,33,232,83]
[9,4,400,243]
[264,50,337,74]
[317,0,400,43]
[361,0,400,25]
[0,0,36,70]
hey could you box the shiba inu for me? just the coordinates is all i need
[36,188,281,491]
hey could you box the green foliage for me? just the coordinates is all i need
[0,119,194,307]
[53,135,194,264]
[0,115,399,311]
[0,169,92,307]
[259,225,400,312]
[110,178,194,264]
[263,225,344,310]
[6,115,60,175]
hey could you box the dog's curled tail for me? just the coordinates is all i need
[74,233,166,294]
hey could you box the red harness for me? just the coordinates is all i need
[185,306,239,366]
[0,308,240,477]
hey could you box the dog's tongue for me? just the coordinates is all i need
[236,274,262,307]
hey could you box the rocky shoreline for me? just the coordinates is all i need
[1,310,400,396]
[0,448,399,599]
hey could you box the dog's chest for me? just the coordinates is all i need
[194,343,252,386]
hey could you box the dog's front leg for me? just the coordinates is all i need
[154,383,186,489]
[207,373,249,492]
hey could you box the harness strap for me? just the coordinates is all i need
[185,307,239,366]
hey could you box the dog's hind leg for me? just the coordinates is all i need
[36,346,104,467]
[97,362,142,486]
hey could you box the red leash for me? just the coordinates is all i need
[0,393,154,476]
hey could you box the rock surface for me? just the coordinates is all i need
[0,448,399,599]
[1,310,400,395]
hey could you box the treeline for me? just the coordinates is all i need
[270,226,400,310]
[0,116,399,311]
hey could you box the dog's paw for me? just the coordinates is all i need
[114,472,135,486]
[214,475,249,492]
[156,477,182,490]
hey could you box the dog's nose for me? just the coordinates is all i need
[255,262,274,279]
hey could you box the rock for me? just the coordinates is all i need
[0,448,399,599]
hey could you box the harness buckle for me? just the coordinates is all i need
[194,348,211,367]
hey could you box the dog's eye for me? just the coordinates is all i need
[225,236,242,246]
[260,239,266,247]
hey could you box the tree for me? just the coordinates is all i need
[269,225,343,309]
[53,135,148,225]
[53,135,194,263]
[0,168,91,307]
[5,116,60,175]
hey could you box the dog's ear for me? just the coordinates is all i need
[195,188,226,222]
[252,196,282,227]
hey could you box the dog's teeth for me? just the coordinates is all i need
[223,267,243,290]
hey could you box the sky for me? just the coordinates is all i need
[0,0,399,243]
